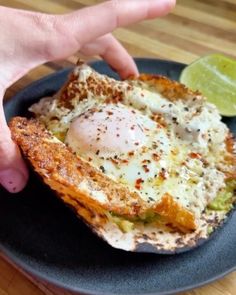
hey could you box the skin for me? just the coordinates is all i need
[0,0,175,193]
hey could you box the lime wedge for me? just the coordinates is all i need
[180,54,236,116]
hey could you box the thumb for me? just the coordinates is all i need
[0,90,28,193]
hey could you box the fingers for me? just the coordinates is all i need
[0,1,175,86]
[0,90,28,193]
[0,0,175,74]
[60,0,175,47]
[80,34,138,79]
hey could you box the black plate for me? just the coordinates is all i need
[1,58,236,295]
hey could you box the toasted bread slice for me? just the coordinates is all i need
[10,117,196,232]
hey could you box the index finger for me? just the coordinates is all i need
[61,0,175,46]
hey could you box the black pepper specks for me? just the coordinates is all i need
[99,166,106,173]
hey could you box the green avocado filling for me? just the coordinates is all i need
[207,226,213,235]
[208,180,236,211]
[109,215,134,233]
[107,180,236,233]
[106,211,162,233]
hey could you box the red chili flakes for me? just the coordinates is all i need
[142,165,150,173]
[111,158,119,165]
[114,95,123,103]
[151,114,167,128]
[135,178,144,190]
[122,159,129,164]
[152,153,160,161]
[128,151,134,156]
[189,152,201,159]
[107,111,113,115]
[159,168,168,180]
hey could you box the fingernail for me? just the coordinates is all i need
[0,169,27,193]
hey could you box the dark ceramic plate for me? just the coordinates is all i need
[1,58,236,295]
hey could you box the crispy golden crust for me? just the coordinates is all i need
[58,68,202,109]
[10,117,145,218]
[10,117,196,232]
[154,193,196,232]
[133,74,202,101]
[59,70,124,108]
[225,133,236,179]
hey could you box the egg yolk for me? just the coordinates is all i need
[65,104,147,157]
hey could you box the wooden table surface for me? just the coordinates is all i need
[1,0,236,294]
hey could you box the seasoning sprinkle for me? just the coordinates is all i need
[152,153,160,161]
[135,178,144,190]
[142,165,150,173]
[99,166,105,173]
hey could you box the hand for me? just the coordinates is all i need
[0,0,175,193]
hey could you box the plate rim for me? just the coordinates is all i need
[1,241,235,295]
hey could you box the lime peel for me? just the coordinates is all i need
[180,54,236,117]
